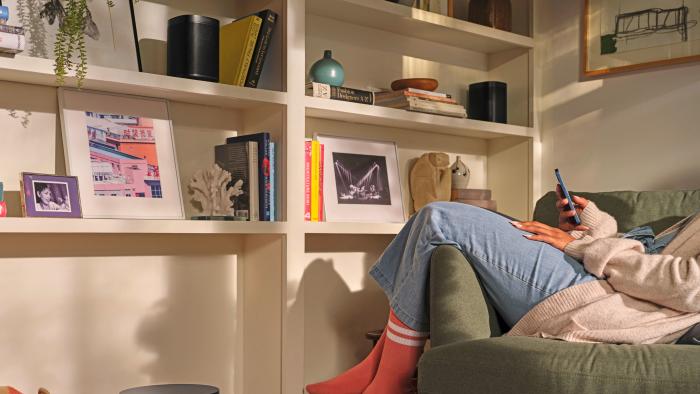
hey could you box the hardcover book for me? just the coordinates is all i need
[245,9,278,88]
[220,15,263,86]
[215,141,259,221]
[307,82,374,105]
[304,140,312,221]
[226,132,272,221]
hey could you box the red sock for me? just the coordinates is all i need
[306,329,386,394]
[363,310,428,394]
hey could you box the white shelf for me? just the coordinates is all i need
[0,217,287,235]
[304,222,404,235]
[305,97,533,139]
[307,0,534,53]
[0,55,287,109]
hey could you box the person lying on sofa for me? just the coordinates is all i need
[306,186,700,394]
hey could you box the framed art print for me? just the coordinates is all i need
[21,173,82,218]
[315,135,405,223]
[58,88,184,219]
[584,0,700,77]
[6,0,140,71]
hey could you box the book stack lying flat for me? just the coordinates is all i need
[220,9,278,88]
[450,188,497,211]
[0,24,25,54]
[375,88,467,118]
[306,82,374,105]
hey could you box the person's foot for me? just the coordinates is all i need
[305,330,386,394]
[363,311,427,394]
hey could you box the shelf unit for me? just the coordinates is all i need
[0,0,537,393]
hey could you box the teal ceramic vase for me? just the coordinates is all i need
[309,50,345,86]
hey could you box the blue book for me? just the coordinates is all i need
[226,132,271,221]
[269,141,276,221]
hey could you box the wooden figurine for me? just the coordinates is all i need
[410,152,452,212]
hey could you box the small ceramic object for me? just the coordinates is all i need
[450,156,471,189]
[309,50,345,86]
[391,78,439,91]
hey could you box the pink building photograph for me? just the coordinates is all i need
[85,112,162,198]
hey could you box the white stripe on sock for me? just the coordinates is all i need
[387,320,429,338]
[387,330,427,347]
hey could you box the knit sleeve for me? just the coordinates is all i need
[565,237,700,313]
[568,201,618,240]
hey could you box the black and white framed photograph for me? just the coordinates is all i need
[316,135,404,223]
[21,172,82,218]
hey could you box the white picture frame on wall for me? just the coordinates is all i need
[58,88,184,219]
[316,135,405,223]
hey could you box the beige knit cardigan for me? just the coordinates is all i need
[508,202,700,344]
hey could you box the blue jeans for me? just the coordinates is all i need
[369,202,596,331]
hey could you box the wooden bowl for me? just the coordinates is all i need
[391,78,439,91]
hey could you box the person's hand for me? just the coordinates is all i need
[555,184,590,232]
[511,220,576,251]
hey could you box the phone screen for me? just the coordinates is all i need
[555,169,581,226]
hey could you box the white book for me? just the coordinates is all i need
[248,141,260,221]
[0,31,25,54]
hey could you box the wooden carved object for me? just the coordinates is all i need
[410,152,452,212]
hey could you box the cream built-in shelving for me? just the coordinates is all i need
[0,0,537,393]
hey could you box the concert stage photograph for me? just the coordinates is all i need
[332,152,391,205]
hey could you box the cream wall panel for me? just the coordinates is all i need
[535,0,700,196]
[303,234,393,387]
[0,235,241,394]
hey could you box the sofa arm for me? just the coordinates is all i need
[429,245,502,347]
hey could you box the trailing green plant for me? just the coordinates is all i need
[53,0,88,86]
[53,0,137,87]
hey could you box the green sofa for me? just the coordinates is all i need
[418,190,700,393]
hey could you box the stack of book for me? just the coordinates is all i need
[304,140,325,222]
[215,132,277,221]
[220,9,278,88]
[0,24,25,55]
[375,88,467,118]
[306,82,374,105]
[450,188,497,211]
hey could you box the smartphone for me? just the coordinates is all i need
[555,168,581,226]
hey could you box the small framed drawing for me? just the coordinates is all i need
[583,0,700,77]
[58,88,184,219]
[20,173,82,218]
[315,135,405,223]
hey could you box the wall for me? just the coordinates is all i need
[535,0,700,196]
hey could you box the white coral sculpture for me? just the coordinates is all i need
[188,164,244,216]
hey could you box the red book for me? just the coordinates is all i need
[319,143,325,221]
[304,141,312,221]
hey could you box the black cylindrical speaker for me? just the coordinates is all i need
[167,15,219,82]
[467,81,507,123]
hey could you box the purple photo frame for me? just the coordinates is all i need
[21,173,83,218]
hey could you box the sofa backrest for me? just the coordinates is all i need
[534,190,700,233]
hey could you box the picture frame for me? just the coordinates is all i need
[6,0,141,71]
[315,135,405,223]
[20,173,82,218]
[583,0,700,77]
[58,88,185,219]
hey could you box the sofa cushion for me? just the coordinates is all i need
[418,336,700,394]
[534,190,700,233]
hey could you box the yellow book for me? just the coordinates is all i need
[220,15,263,86]
[311,140,320,222]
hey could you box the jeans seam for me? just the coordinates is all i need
[464,247,555,297]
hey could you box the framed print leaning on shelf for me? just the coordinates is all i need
[583,0,700,77]
[316,135,405,223]
[20,173,82,218]
[58,88,184,219]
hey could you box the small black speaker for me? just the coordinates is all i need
[467,81,507,123]
[167,15,219,82]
